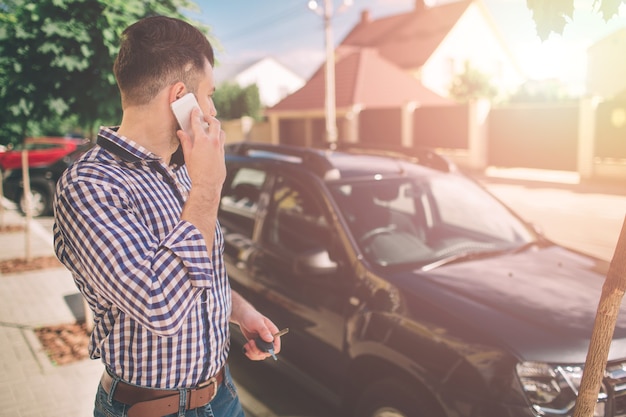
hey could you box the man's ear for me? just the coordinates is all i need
[170,82,187,103]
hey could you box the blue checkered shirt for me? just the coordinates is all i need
[53,127,231,389]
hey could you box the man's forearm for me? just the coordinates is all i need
[230,290,256,326]
[181,187,220,248]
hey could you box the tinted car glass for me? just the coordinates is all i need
[220,167,266,238]
[330,175,534,267]
[263,175,330,254]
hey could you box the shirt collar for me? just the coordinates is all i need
[96,126,185,167]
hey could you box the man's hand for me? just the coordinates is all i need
[232,292,282,361]
[240,314,282,361]
[177,108,226,246]
[177,107,226,192]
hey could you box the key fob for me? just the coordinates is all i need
[254,337,275,353]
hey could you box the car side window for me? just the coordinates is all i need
[219,167,266,238]
[263,176,330,253]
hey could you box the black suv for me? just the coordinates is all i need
[220,142,624,417]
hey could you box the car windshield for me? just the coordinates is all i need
[329,174,536,267]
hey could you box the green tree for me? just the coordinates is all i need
[239,83,262,120]
[0,0,213,146]
[213,82,262,121]
[212,82,238,121]
[508,79,577,103]
[448,61,498,103]
[527,0,625,40]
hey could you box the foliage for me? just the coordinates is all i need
[527,0,626,40]
[213,82,263,121]
[448,61,498,103]
[0,0,213,146]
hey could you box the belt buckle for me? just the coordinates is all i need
[198,376,217,389]
[198,376,218,402]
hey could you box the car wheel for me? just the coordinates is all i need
[354,378,441,417]
[19,184,51,217]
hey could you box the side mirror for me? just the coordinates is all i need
[293,247,338,276]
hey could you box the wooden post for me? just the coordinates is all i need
[573,215,626,417]
[0,173,4,228]
[21,149,32,261]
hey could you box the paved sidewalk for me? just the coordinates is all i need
[0,202,269,417]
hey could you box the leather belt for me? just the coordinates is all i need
[100,367,224,417]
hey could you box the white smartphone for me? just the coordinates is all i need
[171,93,204,135]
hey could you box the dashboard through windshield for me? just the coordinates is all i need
[329,175,536,267]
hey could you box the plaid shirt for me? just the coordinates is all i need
[53,127,231,389]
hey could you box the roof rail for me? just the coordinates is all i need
[333,143,456,173]
[225,142,340,180]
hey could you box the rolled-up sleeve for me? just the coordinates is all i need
[160,220,214,284]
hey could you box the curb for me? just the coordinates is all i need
[22,326,57,374]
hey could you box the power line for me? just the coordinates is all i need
[219,4,309,42]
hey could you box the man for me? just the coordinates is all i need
[53,15,281,417]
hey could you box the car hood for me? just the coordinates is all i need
[397,245,626,363]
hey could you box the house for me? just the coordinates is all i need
[268,47,453,147]
[341,0,523,98]
[214,57,305,107]
[584,28,626,174]
[266,0,524,147]
[587,28,626,99]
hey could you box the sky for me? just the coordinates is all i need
[185,0,626,91]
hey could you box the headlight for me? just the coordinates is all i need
[516,362,606,416]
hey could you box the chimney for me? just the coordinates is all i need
[360,9,371,24]
[415,0,426,12]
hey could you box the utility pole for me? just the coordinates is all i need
[309,0,352,146]
[323,0,338,145]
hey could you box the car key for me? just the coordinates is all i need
[254,328,289,360]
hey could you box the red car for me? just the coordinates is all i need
[0,136,87,171]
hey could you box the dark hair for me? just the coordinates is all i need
[113,16,214,105]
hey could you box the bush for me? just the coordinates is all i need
[213,82,262,121]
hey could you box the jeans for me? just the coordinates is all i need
[94,365,245,417]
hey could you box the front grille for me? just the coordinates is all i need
[605,362,626,416]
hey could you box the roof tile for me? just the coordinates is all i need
[268,48,451,112]
[341,1,472,69]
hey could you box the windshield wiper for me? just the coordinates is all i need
[421,239,548,271]
[511,237,551,254]
[420,248,510,271]
[511,241,538,254]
